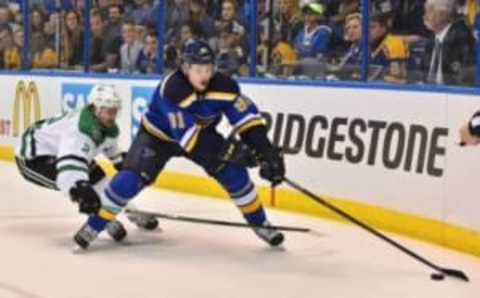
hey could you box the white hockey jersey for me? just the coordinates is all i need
[16,106,122,196]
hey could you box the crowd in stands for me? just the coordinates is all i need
[0,0,477,86]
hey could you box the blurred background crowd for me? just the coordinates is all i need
[0,0,477,86]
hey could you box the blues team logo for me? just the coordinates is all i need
[131,86,155,139]
[61,83,94,113]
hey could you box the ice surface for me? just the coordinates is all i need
[1,161,479,298]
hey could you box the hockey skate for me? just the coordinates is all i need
[106,220,127,242]
[126,212,159,231]
[253,220,284,246]
[73,223,99,250]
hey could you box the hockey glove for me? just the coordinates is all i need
[219,137,258,168]
[70,180,102,214]
[258,147,285,186]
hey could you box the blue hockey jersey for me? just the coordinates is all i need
[142,70,265,153]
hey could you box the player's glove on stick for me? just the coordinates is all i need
[258,147,285,186]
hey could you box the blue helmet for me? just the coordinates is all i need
[180,39,215,65]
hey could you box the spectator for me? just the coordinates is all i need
[2,25,20,69]
[107,4,124,39]
[328,12,361,79]
[369,13,409,83]
[331,0,360,24]
[136,31,158,73]
[277,0,303,43]
[89,9,109,72]
[163,0,190,41]
[211,0,246,51]
[127,0,154,25]
[0,5,15,31]
[60,10,84,70]
[216,0,246,36]
[43,12,58,50]
[269,39,298,77]
[120,20,143,72]
[30,7,46,35]
[101,4,125,71]
[216,23,248,76]
[293,2,332,59]
[134,21,147,44]
[422,0,475,85]
[163,21,201,70]
[188,0,216,39]
[97,0,111,19]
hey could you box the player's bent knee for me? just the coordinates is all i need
[104,170,145,207]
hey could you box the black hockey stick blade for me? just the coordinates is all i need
[284,177,470,282]
[125,209,311,233]
[440,268,470,282]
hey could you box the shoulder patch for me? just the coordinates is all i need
[78,106,119,145]
[204,73,240,101]
[160,70,196,106]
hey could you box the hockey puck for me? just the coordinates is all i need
[430,273,445,281]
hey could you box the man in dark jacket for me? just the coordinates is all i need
[422,0,475,86]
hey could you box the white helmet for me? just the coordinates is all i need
[89,84,122,110]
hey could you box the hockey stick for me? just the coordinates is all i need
[125,209,311,233]
[284,177,470,282]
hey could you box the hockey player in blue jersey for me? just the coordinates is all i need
[73,39,286,249]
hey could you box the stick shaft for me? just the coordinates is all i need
[126,209,310,233]
[285,178,446,272]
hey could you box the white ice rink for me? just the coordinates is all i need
[1,161,479,298]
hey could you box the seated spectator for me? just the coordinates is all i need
[329,12,361,80]
[215,0,246,37]
[60,10,84,70]
[369,13,409,83]
[269,38,298,77]
[30,7,46,35]
[135,21,147,44]
[163,0,190,40]
[2,25,20,69]
[188,0,216,39]
[97,0,111,19]
[136,31,158,73]
[107,4,125,39]
[0,4,16,31]
[293,2,332,59]
[216,23,247,76]
[331,0,359,24]
[127,0,154,25]
[277,0,303,43]
[89,9,109,72]
[31,21,58,69]
[422,0,475,85]
[120,21,143,73]
[43,12,58,50]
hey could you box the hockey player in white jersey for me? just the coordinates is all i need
[14,84,157,249]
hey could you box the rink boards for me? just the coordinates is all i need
[0,73,479,256]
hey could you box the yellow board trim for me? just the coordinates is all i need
[1,145,479,257]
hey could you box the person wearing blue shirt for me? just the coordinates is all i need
[72,39,287,250]
[293,2,332,59]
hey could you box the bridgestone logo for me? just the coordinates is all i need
[12,81,41,137]
[262,112,448,177]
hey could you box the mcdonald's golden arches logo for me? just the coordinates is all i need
[12,81,41,137]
